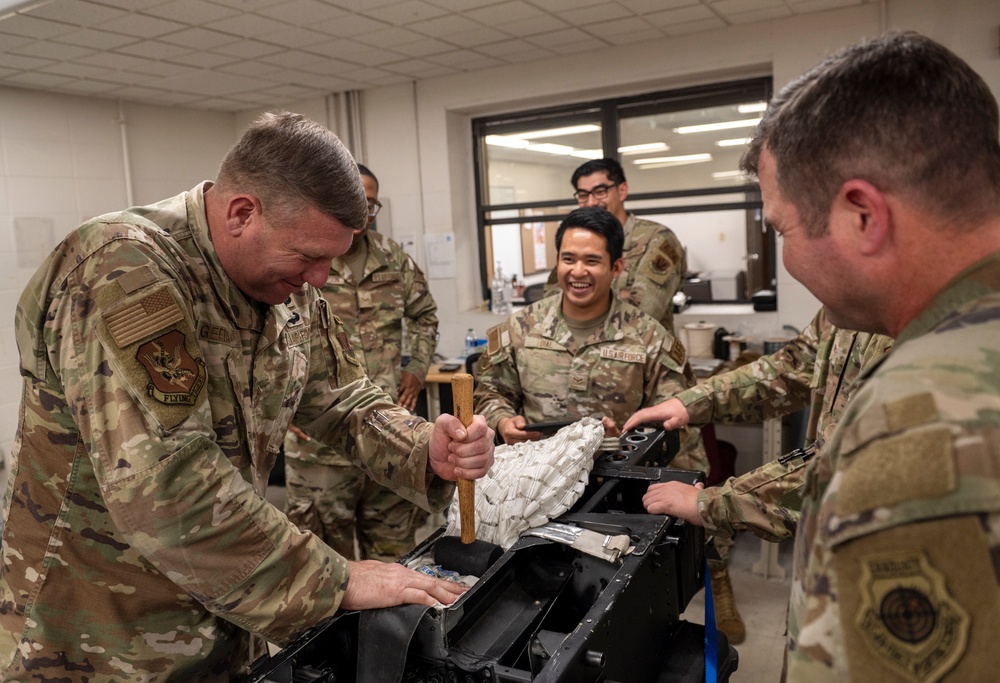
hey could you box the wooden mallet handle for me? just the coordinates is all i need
[451,373,476,544]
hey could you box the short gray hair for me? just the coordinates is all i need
[215,111,368,231]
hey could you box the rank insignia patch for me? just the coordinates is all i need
[857,552,969,683]
[137,329,206,405]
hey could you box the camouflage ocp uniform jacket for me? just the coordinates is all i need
[474,293,707,471]
[787,251,1000,682]
[284,229,438,467]
[0,183,452,682]
[545,213,687,332]
[677,308,892,542]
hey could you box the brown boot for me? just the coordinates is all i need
[709,561,745,644]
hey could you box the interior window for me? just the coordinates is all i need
[473,77,774,308]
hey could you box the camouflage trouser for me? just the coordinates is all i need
[284,458,429,562]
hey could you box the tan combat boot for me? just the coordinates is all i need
[709,560,745,644]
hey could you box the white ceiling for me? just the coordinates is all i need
[0,0,871,112]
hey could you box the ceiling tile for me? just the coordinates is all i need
[218,60,286,77]
[258,25,334,48]
[465,1,544,25]
[0,14,75,39]
[0,53,55,70]
[311,13,389,37]
[22,0,129,27]
[555,3,632,26]
[582,16,653,37]
[9,39,94,60]
[644,4,717,27]
[5,71,76,88]
[50,27,139,50]
[353,25,429,45]
[658,16,727,35]
[527,0,608,11]
[407,13,484,38]
[143,0,243,24]
[115,40,192,60]
[255,0,349,25]
[58,79,125,95]
[445,26,512,48]
[362,1,451,26]
[723,6,792,24]
[40,61,114,79]
[158,27,244,50]
[547,39,603,55]
[96,13,189,39]
[620,0,700,13]
[424,49,501,68]
[494,13,569,37]
[212,40,287,59]
[388,37,455,57]
[166,51,241,68]
[525,26,592,46]
[425,0,505,9]
[603,27,665,44]
[475,38,553,62]
[203,12,285,38]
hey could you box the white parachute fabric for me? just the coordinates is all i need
[443,417,604,548]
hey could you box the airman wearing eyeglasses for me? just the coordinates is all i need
[546,157,687,333]
[283,164,440,563]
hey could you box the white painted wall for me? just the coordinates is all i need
[0,0,997,476]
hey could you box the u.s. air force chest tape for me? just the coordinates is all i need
[95,266,206,432]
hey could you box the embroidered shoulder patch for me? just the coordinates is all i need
[857,551,969,683]
[136,330,206,405]
[668,337,687,366]
[105,287,183,348]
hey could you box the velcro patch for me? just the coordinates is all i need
[337,331,360,365]
[599,346,646,363]
[668,337,686,366]
[115,265,159,295]
[487,324,508,355]
[856,551,969,682]
[372,272,401,282]
[836,427,955,518]
[105,287,183,347]
[136,329,206,406]
[525,337,564,351]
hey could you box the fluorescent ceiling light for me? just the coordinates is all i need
[716,137,751,147]
[737,102,767,113]
[674,118,761,134]
[633,153,712,165]
[618,142,668,155]
[485,134,529,149]
[511,124,600,140]
[571,148,603,159]
[712,170,747,180]
[526,143,574,155]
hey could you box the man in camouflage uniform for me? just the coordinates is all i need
[0,112,495,682]
[544,158,687,333]
[742,32,1000,680]
[628,307,892,643]
[476,207,706,472]
[284,165,438,562]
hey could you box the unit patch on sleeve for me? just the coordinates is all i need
[856,551,969,683]
[337,331,360,366]
[136,329,206,405]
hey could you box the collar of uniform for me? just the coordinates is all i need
[895,248,1000,349]
[184,181,265,332]
[332,229,391,283]
[546,293,627,346]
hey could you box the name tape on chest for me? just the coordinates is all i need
[371,271,401,283]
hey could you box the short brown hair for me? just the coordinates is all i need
[742,32,1000,236]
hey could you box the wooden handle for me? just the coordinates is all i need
[451,373,476,544]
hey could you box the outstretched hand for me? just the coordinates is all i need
[340,560,467,610]
[623,397,691,433]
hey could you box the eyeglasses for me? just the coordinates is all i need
[573,183,619,203]
[367,200,383,218]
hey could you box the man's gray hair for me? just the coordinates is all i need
[216,111,368,231]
